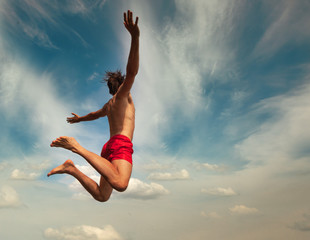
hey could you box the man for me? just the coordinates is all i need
[47,10,139,202]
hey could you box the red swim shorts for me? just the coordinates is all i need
[100,134,133,164]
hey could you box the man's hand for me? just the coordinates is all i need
[124,10,139,37]
[67,113,80,124]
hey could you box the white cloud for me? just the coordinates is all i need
[201,187,236,196]
[0,186,22,208]
[122,178,169,200]
[44,225,123,240]
[148,169,190,181]
[10,169,40,180]
[229,205,259,215]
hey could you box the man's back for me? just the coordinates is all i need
[106,94,135,140]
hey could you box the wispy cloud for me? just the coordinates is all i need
[252,0,310,59]
[19,22,59,49]
[44,224,123,240]
[71,29,91,48]
[126,0,242,149]
[236,82,310,168]
[87,72,100,82]
[62,0,106,16]
[0,0,106,49]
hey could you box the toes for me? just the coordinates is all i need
[50,141,61,147]
[50,137,65,146]
[50,136,74,148]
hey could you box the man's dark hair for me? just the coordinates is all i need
[103,70,125,95]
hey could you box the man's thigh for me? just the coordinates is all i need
[112,159,132,182]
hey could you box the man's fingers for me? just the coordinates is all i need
[127,10,130,21]
[124,10,139,31]
[128,10,133,24]
[135,16,139,26]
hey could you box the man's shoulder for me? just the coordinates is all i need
[115,92,133,102]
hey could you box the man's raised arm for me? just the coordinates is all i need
[117,10,140,97]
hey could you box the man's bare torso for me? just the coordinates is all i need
[105,93,135,141]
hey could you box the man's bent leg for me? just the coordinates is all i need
[48,160,113,202]
[51,136,132,192]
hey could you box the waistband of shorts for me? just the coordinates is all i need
[110,134,132,142]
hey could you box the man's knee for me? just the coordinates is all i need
[112,179,129,192]
[95,194,110,202]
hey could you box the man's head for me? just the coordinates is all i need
[103,70,125,95]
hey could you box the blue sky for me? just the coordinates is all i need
[1,0,310,239]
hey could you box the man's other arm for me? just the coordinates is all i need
[67,104,108,124]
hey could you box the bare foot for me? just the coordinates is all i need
[47,159,75,177]
[50,136,81,153]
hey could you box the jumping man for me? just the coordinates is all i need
[47,10,139,202]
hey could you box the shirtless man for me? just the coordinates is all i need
[47,10,139,202]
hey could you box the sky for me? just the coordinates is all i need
[0,0,310,239]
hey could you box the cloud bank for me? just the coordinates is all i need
[44,225,122,240]
[122,178,169,200]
